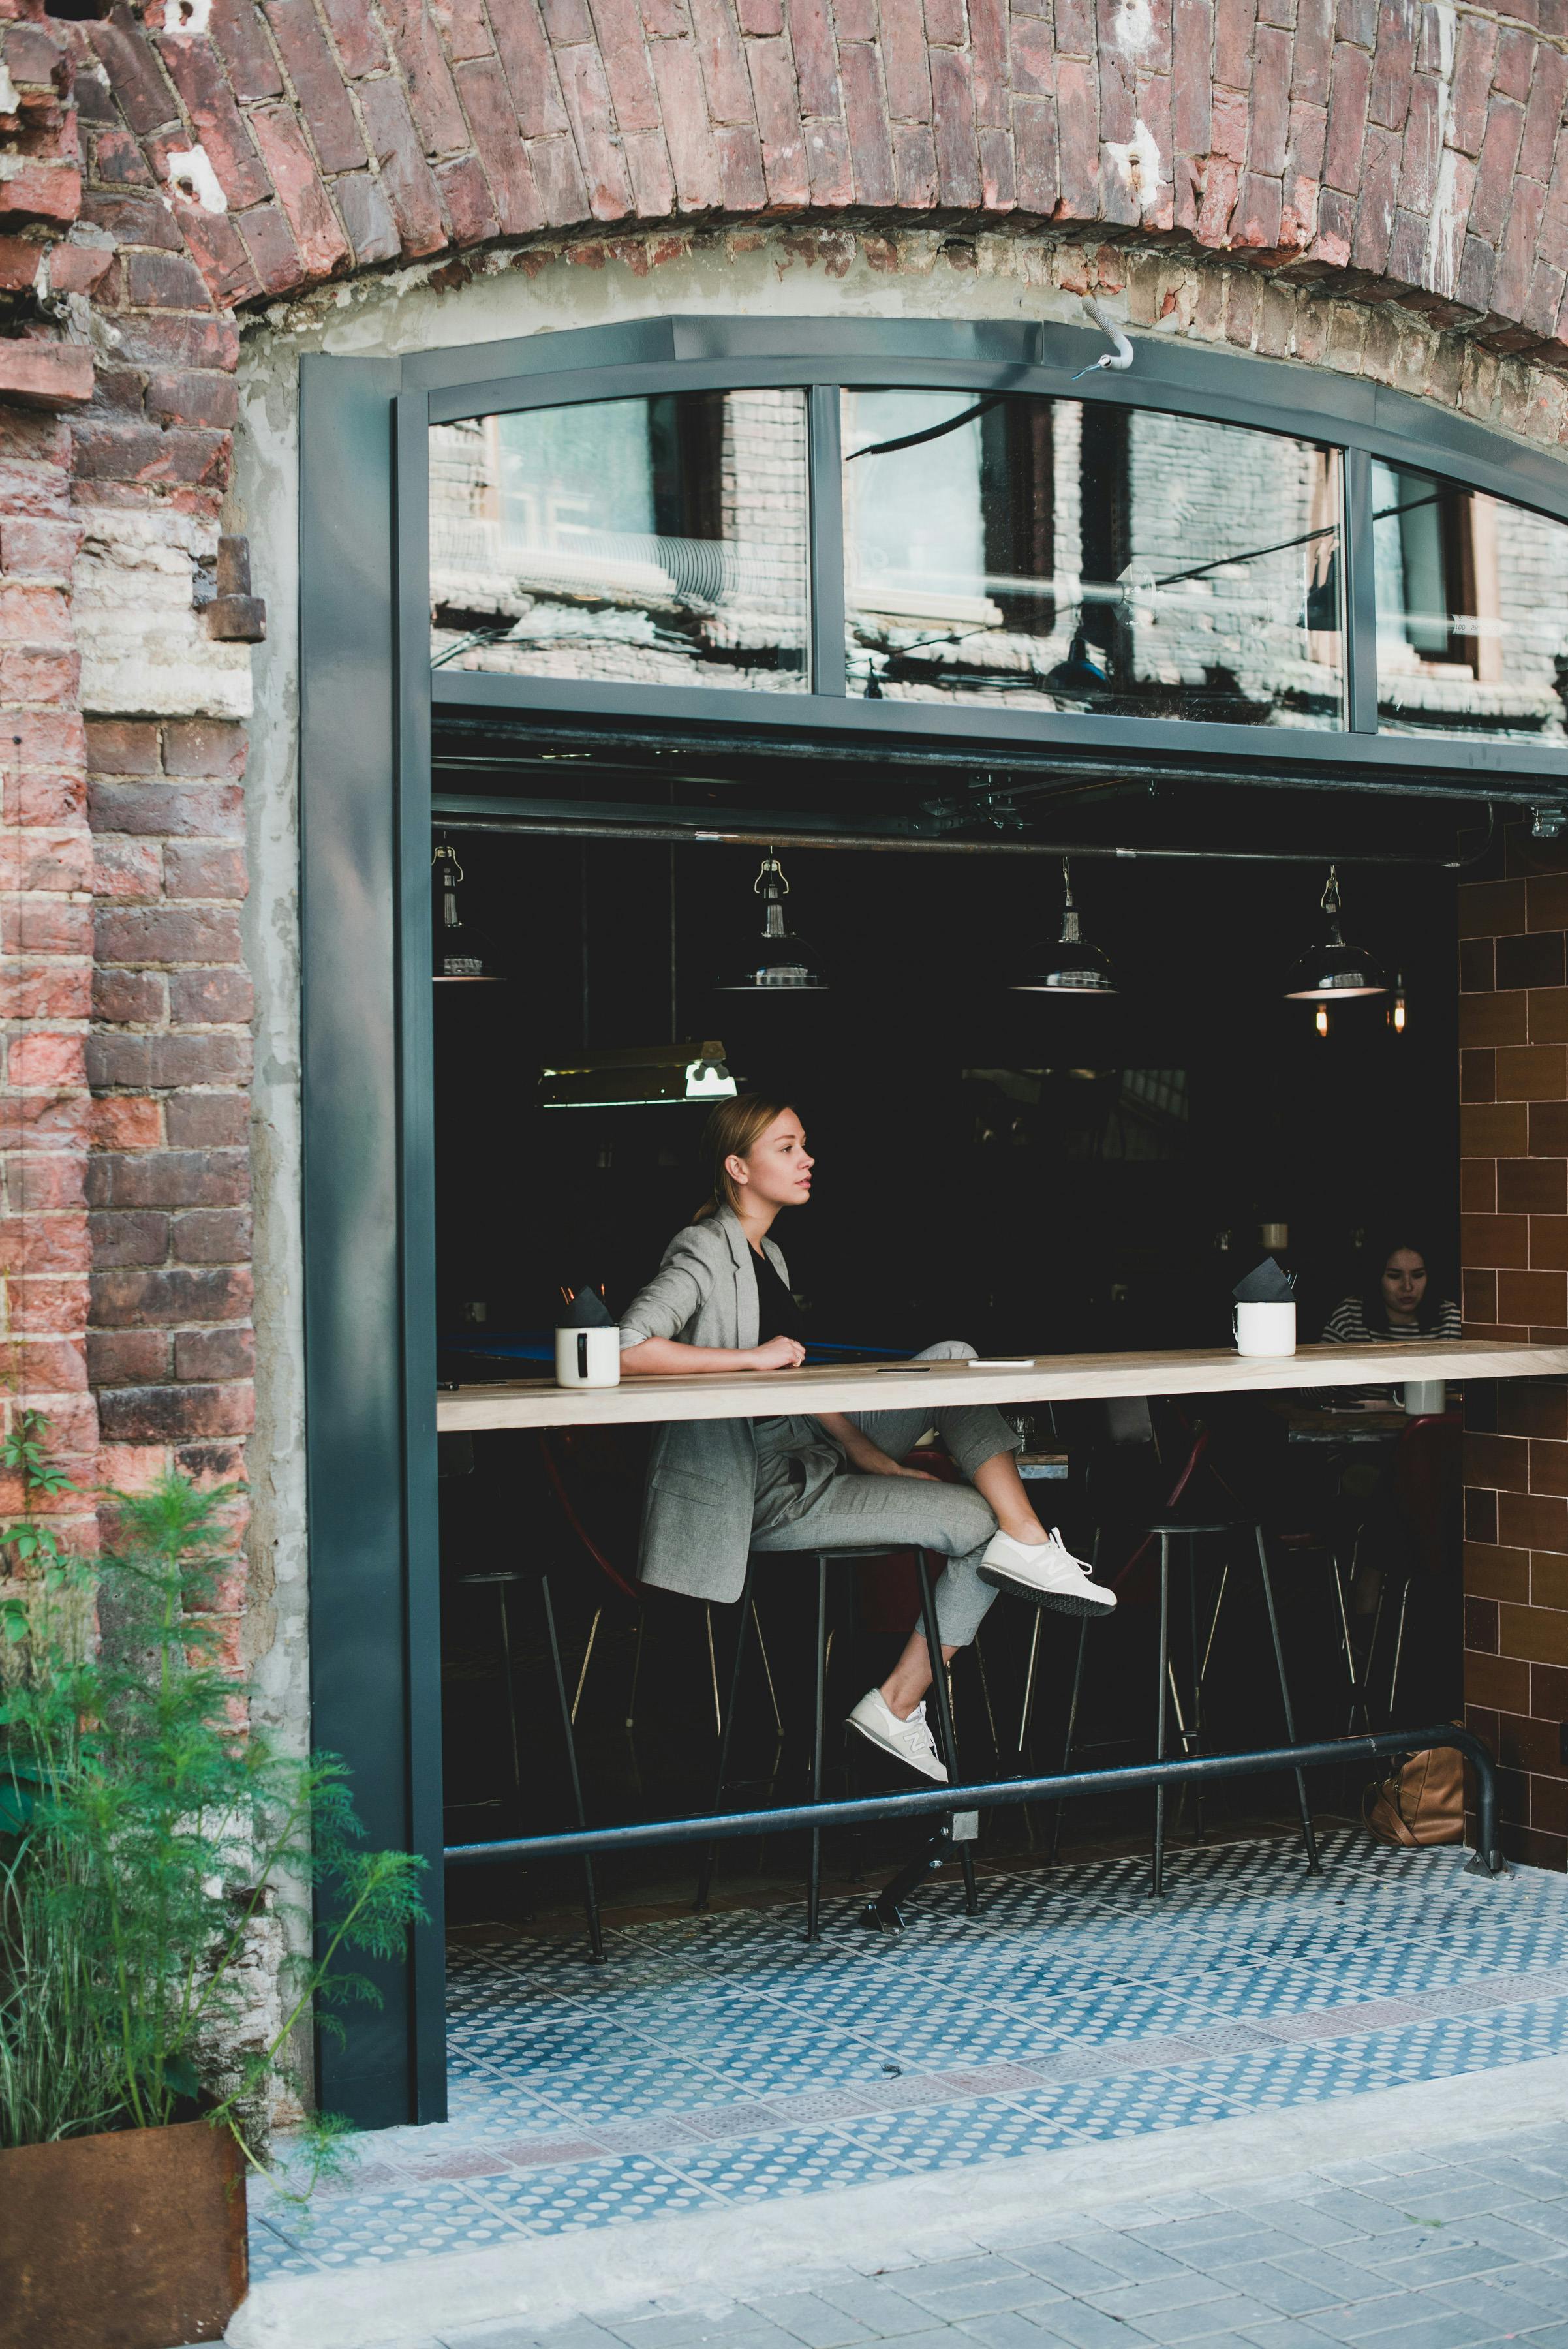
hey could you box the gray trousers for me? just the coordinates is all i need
[749,1342,1020,1646]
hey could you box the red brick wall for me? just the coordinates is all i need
[1460,820,1568,1870]
[85,715,254,1596]
[0,399,97,1567]
[41,0,1568,378]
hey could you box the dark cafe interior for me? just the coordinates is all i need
[429,752,1480,1942]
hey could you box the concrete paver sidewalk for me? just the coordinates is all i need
[355,2117,1568,2349]
[232,2059,1568,2348]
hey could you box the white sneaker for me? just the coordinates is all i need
[979,1528,1117,1616]
[846,1688,949,1783]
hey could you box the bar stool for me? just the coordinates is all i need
[455,1566,606,1960]
[697,1543,976,1940]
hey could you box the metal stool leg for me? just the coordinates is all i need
[1253,1526,1322,1877]
[917,1552,978,1916]
[540,1575,605,1962]
[1188,1539,1205,1844]
[807,1554,828,1942]
[697,1559,755,1913]
[495,1580,523,1796]
[1152,1533,1171,1897]
[1048,1618,1090,1865]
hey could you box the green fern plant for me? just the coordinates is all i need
[0,1437,425,2189]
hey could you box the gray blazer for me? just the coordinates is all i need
[619,1208,793,1605]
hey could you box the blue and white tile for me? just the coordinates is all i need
[463,2154,720,2234]
[669,2125,912,2203]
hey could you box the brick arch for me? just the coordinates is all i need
[12,0,1565,367]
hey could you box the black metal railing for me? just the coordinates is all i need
[444,1721,1504,1878]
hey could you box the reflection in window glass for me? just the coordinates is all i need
[429,390,809,690]
[841,390,1344,726]
[1374,461,1568,739]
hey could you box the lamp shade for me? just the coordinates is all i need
[715,849,827,992]
[1011,859,1118,994]
[1282,865,1387,1001]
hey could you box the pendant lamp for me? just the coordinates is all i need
[1011,857,1119,994]
[1282,865,1387,1002]
[432,838,506,982]
[714,849,826,991]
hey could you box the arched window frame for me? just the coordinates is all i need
[296,313,1568,2142]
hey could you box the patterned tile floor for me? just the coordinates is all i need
[249,1832,1568,2282]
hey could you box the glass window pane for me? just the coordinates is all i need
[841,390,1345,726]
[1374,461,1568,741]
[430,389,809,690]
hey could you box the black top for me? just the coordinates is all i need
[751,1246,803,1343]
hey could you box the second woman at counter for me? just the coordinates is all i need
[619,1097,1115,1785]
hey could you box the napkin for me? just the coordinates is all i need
[1232,1257,1295,1305]
[559,1285,616,1328]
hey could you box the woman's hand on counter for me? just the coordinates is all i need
[619,1332,806,1375]
[749,1335,806,1371]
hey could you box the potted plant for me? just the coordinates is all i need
[0,1422,425,2349]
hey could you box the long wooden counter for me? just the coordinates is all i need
[436,1338,1568,1433]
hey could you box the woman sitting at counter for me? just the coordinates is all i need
[1321,1237,1461,1348]
[618,1097,1115,1786]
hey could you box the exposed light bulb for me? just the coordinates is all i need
[1315,1005,1329,1038]
[1392,973,1407,1033]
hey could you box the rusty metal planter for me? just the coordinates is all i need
[0,2117,247,2349]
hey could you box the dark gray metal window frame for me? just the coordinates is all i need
[300,314,1568,2132]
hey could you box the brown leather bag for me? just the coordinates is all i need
[1362,1745,1465,1847]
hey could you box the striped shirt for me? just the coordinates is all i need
[1321,1296,1462,1345]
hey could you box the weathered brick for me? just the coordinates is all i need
[380,0,470,151]
[154,35,271,206]
[165,1092,249,1148]
[89,1328,171,1385]
[453,57,546,236]
[144,371,240,429]
[175,1325,255,1381]
[70,422,230,487]
[118,246,213,307]
[91,1265,253,1327]
[168,968,254,1023]
[160,719,247,778]
[356,73,448,253]
[237,200,306,296]
[90,852,234,941]
[333,169,401,264]
[88,1208,170,1267]
[97,1383,256,1441]
[92,968,167,1025]
[87,1032,251,1092]
[247,105,352,276]
[170,1207,251,1263]
[435,153,500,245]
[86,1149,249,1210]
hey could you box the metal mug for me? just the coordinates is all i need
[555,1325,623,1388]
[1233,1300,1297,1357]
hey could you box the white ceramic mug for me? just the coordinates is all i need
[1403,1379,1446,1416]
[1233,1300,1297,1357]
[555,1325,622,1388]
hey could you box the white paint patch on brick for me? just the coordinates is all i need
[164,142,228,214]
[1110,0,1154,54]
[0,62,20,115]
[74,509,252,719]
[1428,146,1471,299]
[1105,119,1165,217]
[159,0,215,33]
